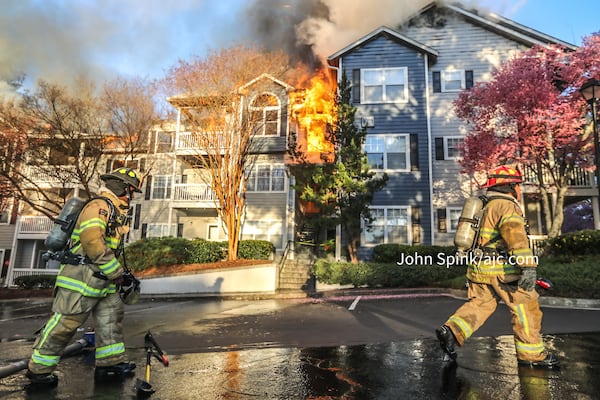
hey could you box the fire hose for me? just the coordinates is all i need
[0,337,91,379]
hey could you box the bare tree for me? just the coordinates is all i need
[101,76,159,164]
[0,78,112,217]
[163,46,295,260]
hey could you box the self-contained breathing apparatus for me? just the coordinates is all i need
[453,195,499,258]
[42,196,140,304]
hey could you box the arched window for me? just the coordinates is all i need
[250,93,280,136]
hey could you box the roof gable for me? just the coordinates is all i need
[327,26,438,65]
[238,73,295,93]
[410,2,577,50]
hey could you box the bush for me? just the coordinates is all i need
[544,230,600,260]
[14,274,56,289]
[313,259,464,288]
[186,239,225,264]
[238,240,274,260]
[371,243,455,263]
[124,237,276,272]
[124,237,192,271]
[538,255,600,299]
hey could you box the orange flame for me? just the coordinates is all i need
[291,69,336,159]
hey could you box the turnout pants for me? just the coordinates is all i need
[443,278,547,362]
[28,289,126,374]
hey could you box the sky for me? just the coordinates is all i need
[0,0,598,94]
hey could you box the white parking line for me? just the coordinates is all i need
[348,296,361,311]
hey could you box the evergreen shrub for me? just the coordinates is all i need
[14,274,57,289]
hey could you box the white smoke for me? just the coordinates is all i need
[0,0,521,96]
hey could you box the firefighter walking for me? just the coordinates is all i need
[26,168,143,386]
[436,165,559,368]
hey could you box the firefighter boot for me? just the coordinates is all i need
[94,362,136,381]
[26,370,59,387]
[436,325,457,361]
[518,353,560,368]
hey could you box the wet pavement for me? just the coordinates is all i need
[1,293,600,399]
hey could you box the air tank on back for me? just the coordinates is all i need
[44,196,86,252]
[454,196,484,252]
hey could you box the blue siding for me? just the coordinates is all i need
[341,35,432,244]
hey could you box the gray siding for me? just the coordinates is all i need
[341,34,432,244]
[398,6,533,245]
[0,224,16,248]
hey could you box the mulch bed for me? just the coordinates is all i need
[0,288,53,300]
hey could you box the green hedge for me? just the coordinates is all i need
[313,254,600,299]
[313,259,465,288]
[124,237,191,271]
[124,237,275,272]
[186,239,225,264]
[14,275,56,289]
[544,230,600,260]
[371,243,455,263]
[238,240,274,260]
[537,256,600,299]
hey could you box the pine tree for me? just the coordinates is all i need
[292,72,387,262]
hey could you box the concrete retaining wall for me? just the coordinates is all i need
[139,263,277,296]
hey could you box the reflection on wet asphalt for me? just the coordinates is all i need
[1,332,599,399]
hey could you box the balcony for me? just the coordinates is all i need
[17,216,53,238]
[172,183,217,208]
[24,165,79,188]
[174,131,226,155]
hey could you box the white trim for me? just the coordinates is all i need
[249,92,281,137]
[446,207,463,233]
[361,67,408,104]
[365,133,411,172]
[443,136,464,160]
[246,164,286,193]
[362,206,412,246]
[441,70,466,93]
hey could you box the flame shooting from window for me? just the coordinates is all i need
[291,68,336,155]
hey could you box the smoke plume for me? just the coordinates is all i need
[0,0,506,94]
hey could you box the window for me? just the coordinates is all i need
[365,134,409,171]
[447,207,462,232]
[435,136,464,161]
[107,158,141,172]
[250,93,280,136]
[442,70,464,92]
[433,70,474,93]
[247,165,286,192]
[364,207,410,245]
[155,131,173,153]
[444,137,464,160]
[242,220,283,248]
[152,175,172,199]
[146,223,177,238]
[361,67,408,103]
[0,198,10,224]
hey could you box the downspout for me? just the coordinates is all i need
[424,54,435,245]
[167,112,182,235]
[327,61,342,261]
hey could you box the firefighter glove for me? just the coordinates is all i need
[518,267,537,291]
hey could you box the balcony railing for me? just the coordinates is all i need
[173,183,216,202]
[175,131,226,152]
[522,166,592,188]
[19,216,53,234]
[24,165,79,187]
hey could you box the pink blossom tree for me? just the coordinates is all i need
[455,34,600,237]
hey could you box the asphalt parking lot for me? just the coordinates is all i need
[1,292,600,399]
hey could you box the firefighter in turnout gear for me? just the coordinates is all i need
[26,168,143,386]
[436,165,559,368]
